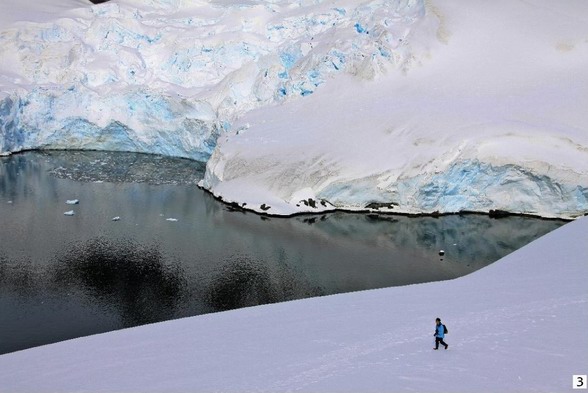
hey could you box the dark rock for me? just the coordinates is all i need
[299,198,317,208]
[489,209,511,218]
[365,202,398,210]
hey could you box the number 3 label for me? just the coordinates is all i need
[574,375,587,389]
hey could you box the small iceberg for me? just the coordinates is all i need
[64,210,75,216]
[166,218,178,222]
[112,216,121,221]
[66,199,79,205]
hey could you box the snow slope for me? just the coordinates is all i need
[200,0,588,218]
[0,217,586,392]
[1,0,586,218]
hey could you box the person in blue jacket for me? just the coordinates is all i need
[434,317,448,350]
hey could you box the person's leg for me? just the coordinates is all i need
[434,337,440,349]
[440,338,448,349]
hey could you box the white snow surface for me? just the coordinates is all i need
[0,215,586,393]
[201,0,588,218]
[1,0,587,217]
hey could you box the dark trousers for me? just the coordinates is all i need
[435,337,448,349]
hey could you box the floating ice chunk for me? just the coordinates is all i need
[112,216,121,221]
[64,210,75,216]
[166,218,178,222]
[66,199,79,205]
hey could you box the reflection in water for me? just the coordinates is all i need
[204,254,323,312]
[52,237,187,327]
[0,254,36,296]
[0,151,566,354]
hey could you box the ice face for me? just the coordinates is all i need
[0,88,218,160]
[319,160,588,218]
[0,0,425,158]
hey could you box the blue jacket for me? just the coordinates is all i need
[435,324,445,338]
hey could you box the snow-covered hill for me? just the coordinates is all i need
[0,215,585,393]
[0,0,587,217]
[200,0,588,218]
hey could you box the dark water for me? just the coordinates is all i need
[0,151,565,354]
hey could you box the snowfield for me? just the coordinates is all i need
[0,0,587,218]
[0,215,586,393]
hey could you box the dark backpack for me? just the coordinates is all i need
[443,324,448,334]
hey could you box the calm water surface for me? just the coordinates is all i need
[0,151,565,354]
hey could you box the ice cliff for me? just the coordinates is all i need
[1,0,587,218]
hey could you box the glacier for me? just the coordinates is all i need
[1,0,587,218]
[0,0,423,158]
